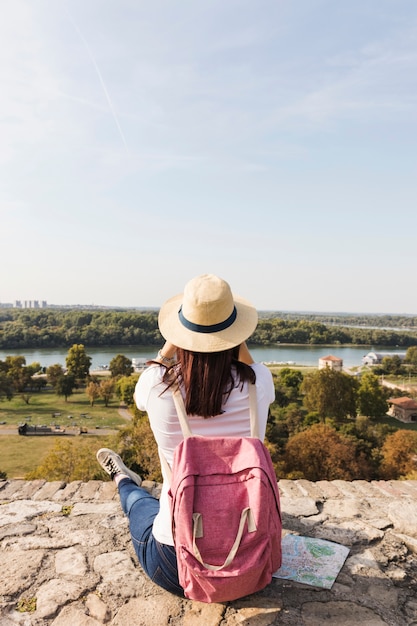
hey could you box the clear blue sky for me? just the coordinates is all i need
[1,1,416,314]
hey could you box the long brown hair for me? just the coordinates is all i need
[164,345,256,418]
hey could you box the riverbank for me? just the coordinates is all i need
[0,344,405,369]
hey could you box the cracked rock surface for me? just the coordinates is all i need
[1,478,417,626]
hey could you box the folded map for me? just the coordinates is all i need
[272,534,350,589]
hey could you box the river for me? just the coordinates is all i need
[0,345,406,369]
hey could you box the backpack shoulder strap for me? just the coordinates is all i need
[160,381,260,480]
[172,386,193,438]
[172,382,260,439]
[248,382,260,439]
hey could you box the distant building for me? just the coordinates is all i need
[318,355,343,371]
[362,352,406,366]
[387,397,417,423]
[132,358,147,371]
[13,300,47,309]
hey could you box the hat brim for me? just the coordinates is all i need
[158,293,258,353]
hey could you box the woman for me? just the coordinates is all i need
[96,274,275,597]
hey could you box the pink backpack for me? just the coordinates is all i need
[166,384,282,603]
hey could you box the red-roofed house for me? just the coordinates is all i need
[387,397,417,423]
[318,355,343,372]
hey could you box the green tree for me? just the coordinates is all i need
[116,374,140,405]
[26,439,106,481]
[0,365,13,401]
[5,355,33,392]
[301,368,358,421]
[99,379,114,407]
[380,430,417,479]
[86,380,101,406]
[283,423,371,480]
[274,368,304,406]
[55,374,76,402]
[116,412,162,481]
[109,354,133,378]
[380,355,404,375]
[65,344,92,382]
[405,346,417,373]
[47,364,65,388]
[357,372,389,418]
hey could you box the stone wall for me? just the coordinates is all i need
[1,478,417,626]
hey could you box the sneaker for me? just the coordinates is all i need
[96,448,142,486]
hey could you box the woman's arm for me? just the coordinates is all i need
[238,342,254,365]
[154,341,177,366]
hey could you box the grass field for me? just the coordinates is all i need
[0,434,113,479]
[0,386,129,478]
[0,387,128,430]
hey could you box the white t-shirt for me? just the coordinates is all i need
[135,362,275,546]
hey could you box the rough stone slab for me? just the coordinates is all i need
[401,480,417,494]
[372,481,410,498]
[55,546,88,576]
[224,597,283,626]
[0,499,62,526]
[315,480,343,498]
[301,600,388,625]
[2,549,45,595]
[1,479,417,626]
[345,549,386,578]
[51,605,103,625]
[388,500,417,538]
[32,481,66,501]
[352,480,382,498]
[322,498,370,520]
[340,520,385,542]
[98,481,117,500]
[94,550,136,581]
[0,522,36,540]
[71,502,120,516]
[111,595,182,625]
[280,496,319,517]
[312,523,358,547]
[278,479,304,498]
[35,578,85,619]
[0,479,26,500]
[76,481,103,500]
[183,601,225,626]
[85,593,111,622]
[386,480,417,497]
[51,481,82,502]
[12,479,46,499]
[294,479,324,500]
[331,480,362,497]
[392,533,417,554]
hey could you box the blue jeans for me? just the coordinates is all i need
[118,478,184,597]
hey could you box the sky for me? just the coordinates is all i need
[0,1,416,314]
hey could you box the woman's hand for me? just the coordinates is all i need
[238,342,254,364]
[160,341,177,359]
[153,341,177,366]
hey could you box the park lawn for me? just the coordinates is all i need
[0,387,128,430]
[0,434,112,479]
[375,415,417,431]
[0,387,129,478]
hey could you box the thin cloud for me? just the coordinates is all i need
[64,7,129,150]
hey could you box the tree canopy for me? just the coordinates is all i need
[0,308,416,349]
[66,344,92,381]
[301,368,358,421]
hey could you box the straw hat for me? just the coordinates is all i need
[158,274,258,353]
